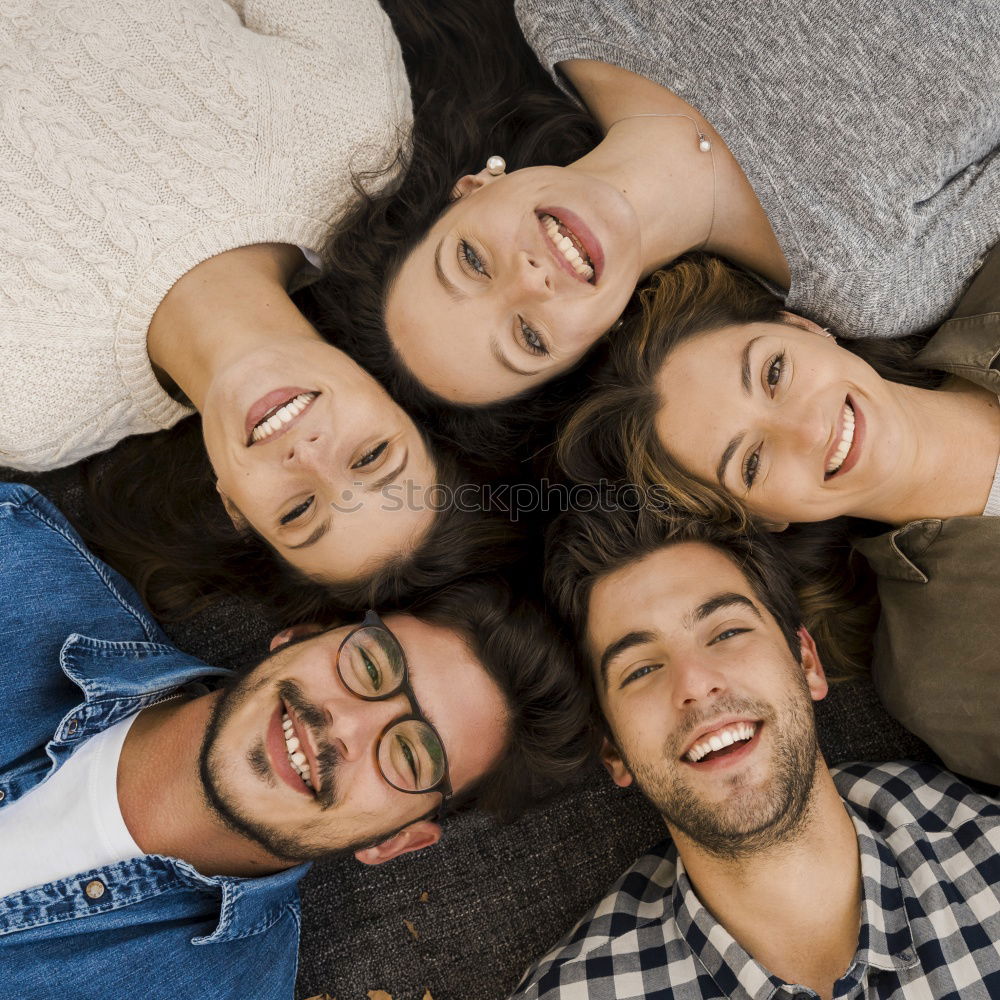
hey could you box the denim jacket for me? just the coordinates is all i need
[853,245,1000,785]
[0,483,309,999]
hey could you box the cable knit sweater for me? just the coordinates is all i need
[0,0,411,471]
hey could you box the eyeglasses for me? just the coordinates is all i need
[336,610,452,814]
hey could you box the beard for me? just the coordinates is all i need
[622,672,820,862]
[197,666,364,864]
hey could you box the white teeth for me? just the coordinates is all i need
[281,711,313,790]
[540,213,594,280]
[251,392,316,443]
[684,722,756,763]
[825,401,856,476]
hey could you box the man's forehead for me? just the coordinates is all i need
[587,543,752,645]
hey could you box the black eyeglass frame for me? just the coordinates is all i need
[336,609,453,817]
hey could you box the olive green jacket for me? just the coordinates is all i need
[854,246,1000,784]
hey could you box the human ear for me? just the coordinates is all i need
[778,311,834,340]
[761,520,790,533]
[797,626,828,702]
[600,736,634,788]
[354,820,441,866]
[450,168,504,201]
[215,486,250,532]
[269,624,325,652]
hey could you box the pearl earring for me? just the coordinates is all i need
[486,155,506,176]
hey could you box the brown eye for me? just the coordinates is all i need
[280,497,314,525]
[743,448,761,489]
[352,441,388,470]
[765,352,786,394]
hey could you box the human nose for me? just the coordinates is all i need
[284,430,335,476]
[507,249,554,302]
[319,687,408,764]
[766,400,827,455]
[672,655,726,709]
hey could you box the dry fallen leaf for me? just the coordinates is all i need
[422,992,434,1000]
[419,891,430,903]
[367,992,393,1000]
[403,918,420,940]
[302,995,335,1000]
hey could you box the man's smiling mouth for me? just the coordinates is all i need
[683,721,759,763]
[281,709,314,791]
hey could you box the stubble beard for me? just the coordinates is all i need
[625,677,820,862]
[197,669,358,864]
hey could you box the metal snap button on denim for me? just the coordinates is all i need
[84,880,106,900]
[0,789,5,802]
[66,718,79,736]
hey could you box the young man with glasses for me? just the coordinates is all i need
[515,505,1000,999]
[0,483,588,998]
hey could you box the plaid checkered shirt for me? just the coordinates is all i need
[513,762,1000,999]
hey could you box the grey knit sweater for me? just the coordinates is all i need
[515,0,1000,339]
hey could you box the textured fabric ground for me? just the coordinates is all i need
[1,461,935,1000]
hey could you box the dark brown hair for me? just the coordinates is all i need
[405,575,594,820]
[78,416,527,623]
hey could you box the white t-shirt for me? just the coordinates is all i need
[0,715,143,897]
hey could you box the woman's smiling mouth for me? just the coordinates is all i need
[536,205,604,284]
[538,212,595,282]
[245,389,319,446]
[824,395,863,479]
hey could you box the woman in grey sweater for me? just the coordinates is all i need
[316,0,999,419]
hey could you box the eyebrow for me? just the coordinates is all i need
[683,592,763,630]
[740,336,761,393]
[715,336,763,486]
[285,518,331,550]
[598,630,657,693]
[434,238,464,302]
[490,337,539,377]
[369,450,409,493]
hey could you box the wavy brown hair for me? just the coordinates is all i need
[557,255,786,527]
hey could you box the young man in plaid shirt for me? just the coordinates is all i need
[518,507,1000,999]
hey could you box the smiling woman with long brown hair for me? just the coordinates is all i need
[0,0,553,615]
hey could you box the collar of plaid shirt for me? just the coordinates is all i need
[670,809,919,1000]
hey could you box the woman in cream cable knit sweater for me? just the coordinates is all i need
[0,0,484,595]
